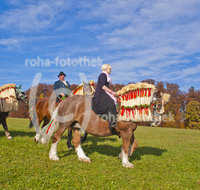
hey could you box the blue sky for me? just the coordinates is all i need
[0,0,200,91]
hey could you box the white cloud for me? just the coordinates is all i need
[0,0,71,33]
[177,63,200,77]
[80,0,200,86]
[0,38,19,45]
[85,0,200,52]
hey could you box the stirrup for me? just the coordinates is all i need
[110,121,117,128]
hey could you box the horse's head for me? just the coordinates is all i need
[83,80,95,96]
[151,91,171,115]
[149,91,170,126]
[15,85,28,103]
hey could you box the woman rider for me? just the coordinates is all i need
[92,64,118,129]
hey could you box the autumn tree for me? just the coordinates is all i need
[164,83,185,128]
[156,81,166,93]
[187,86,200,102]
[142,79,155,85]
[185,101,200,129]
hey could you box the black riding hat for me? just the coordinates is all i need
[58,71,66,77]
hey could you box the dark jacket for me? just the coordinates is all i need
[93,73,109,104]
[92,73,116,120]
[53,80,71,97]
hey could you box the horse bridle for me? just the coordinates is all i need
[150,93,164,115]
[15,87,27,103]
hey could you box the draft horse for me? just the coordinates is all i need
[37,87,170,168]
[38,95,138,168]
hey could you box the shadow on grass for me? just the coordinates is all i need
[59,136,167,160]
[82,145,166,160]
[59,136,117,158]
[84,136,167,160]
[59,144,166,161]
[129,147,167,161]
[0,130,36,138]
[82,136,117,145]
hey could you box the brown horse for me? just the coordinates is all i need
[37,89,169,168]
[38,95,138,168]
[29,97,52,128]
[30,81,95,147]
[29,80,95,129]
[29,96,75,148]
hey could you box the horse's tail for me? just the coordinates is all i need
[37,107,59,144]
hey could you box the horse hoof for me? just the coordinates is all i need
[6,135,12,140]
[78,157,91,163]
[67,143,74,149]
[34,134,40,143]
[68,145,74,149]
[49,155,60,161]
[39,137,47,144]
[122,162,134,168]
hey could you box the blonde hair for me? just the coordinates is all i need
[101,64,111,71]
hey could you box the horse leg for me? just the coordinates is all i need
[81,133,88,143]
[66,127,73,149]
[72,129,91,163]
[118,133,137,160]
[67,124,87,148]
[28,119,33,128]
[49,123,68,160]
[128,134,138,157]
[158,115,161,125]
[2,117,12,140]
[120,131,134,168]
[41,116,50,128]
[34,117,45,142]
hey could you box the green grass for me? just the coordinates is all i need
[0,118,200,190]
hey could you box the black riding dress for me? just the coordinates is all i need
[92,73,117,123]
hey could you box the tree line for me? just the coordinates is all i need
[9,80,200,130]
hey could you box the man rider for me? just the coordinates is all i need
[53,71,72,102]
[53,71,72,148]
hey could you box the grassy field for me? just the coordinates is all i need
[0,118,200,190]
